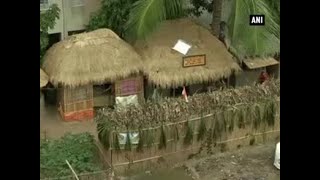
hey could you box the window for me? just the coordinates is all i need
[71,0,85,7]
[40,0,49,10]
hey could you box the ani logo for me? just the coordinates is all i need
[250,15,265,26]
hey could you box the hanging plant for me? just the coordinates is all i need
[159,125,167,150]
[228,110,236,133]
[237,108,246,129]
[222,111,228,133]
[246,105,254,128]
[136,129,144,152]
[265,101,276,127]
[97,123,111,150]
[124,131,132,151]
[146,129,154,148]
[174,124,180,141]
[224,110,234,133]
[206,128,214,154]
[253,104,263,130]
[213,113,223,142]
[113,132,121,152]
[184,121,194,145]
[197,113,206,141]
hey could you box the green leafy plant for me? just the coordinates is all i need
[159,125,167,149]
[228,110,235,132]
[40,133,103,179]
[184,121,194,145]
[87,0,139,39]
[136,129,144,152]
[197,114,207,141]
[146,129,154,148]
[97,117,112,149]
[174,125,180,141]
[265,100,276,127]
[96,80,279,153]
[40,4,60,64]
[125,131,132,151]
[237,108,246,129]
[253,104,263,130]
[113,132,121,152]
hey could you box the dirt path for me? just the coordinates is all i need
[183,143,280,180]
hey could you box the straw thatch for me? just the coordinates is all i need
[134,18,241,88]
[40,68,49,88]
[42,29,143,87]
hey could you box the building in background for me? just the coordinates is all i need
[40,0,101,41]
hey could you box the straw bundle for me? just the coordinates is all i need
[134,18,241,88]
[42,29,143,87]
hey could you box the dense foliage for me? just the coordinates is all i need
[123,0,279,57]
[40,133,103,179]
[96,80,280,150]
[226,0,280,58]
[188,0,280,58]
[97,80,279,130]
[40,4,60,64]
[87,0,186,40]
[87,0,139,38]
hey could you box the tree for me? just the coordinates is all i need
[87,0,139,38]
[211,0,223,37]
[226,0,280,58]
[124,0,186,40]
[40,4,60,64]
[125,0,280,58]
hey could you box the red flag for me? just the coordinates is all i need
[182,86,189,102]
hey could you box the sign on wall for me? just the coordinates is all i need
[182,54,206,68]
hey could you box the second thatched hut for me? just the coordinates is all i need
[134,18,241,99]
[42,29,144,121]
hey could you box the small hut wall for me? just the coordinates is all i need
[266,64,280,79]
[93,84,115,107]
[235,68,265,87]
[114,76,145,104]
[60,85,94,121]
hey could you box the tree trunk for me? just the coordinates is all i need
[211,0,223,37]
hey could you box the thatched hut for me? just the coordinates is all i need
[42,29,144,121]
[235,57,279,87]
[134,18,241,98]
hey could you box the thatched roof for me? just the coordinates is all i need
[42,29,143,87]
[134,18,241,88]
[243,57,279,69]
[40,68,48,88]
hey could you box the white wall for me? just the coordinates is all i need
[41,0,101,38]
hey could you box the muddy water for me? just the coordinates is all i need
[40,93,97,139]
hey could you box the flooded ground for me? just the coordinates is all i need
[40,94,97,139]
